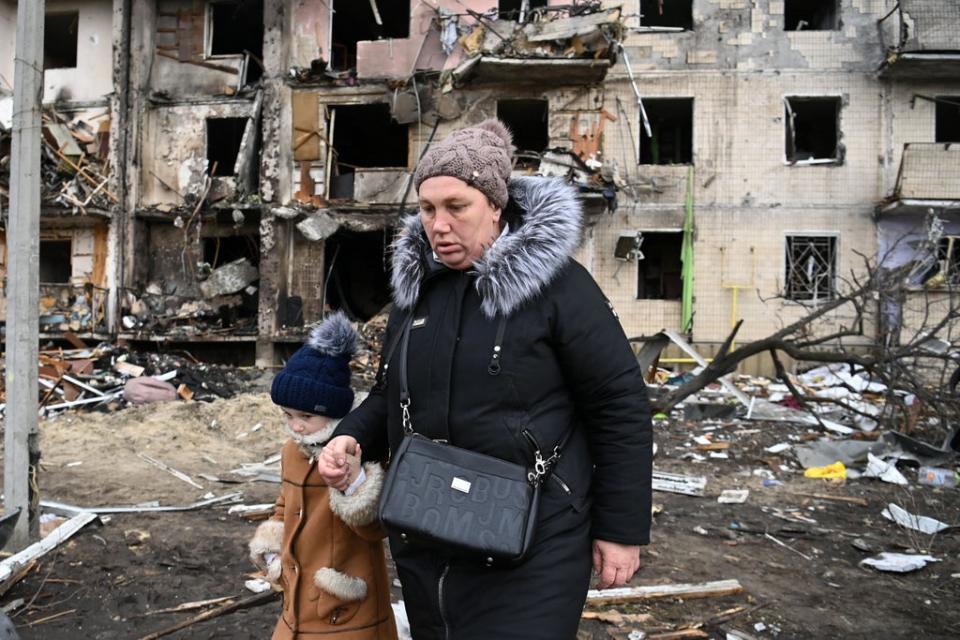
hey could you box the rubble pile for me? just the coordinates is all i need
[120,258,261,337]
[447,3,622,61]
[0,107,114,215]
[352,311,388,390]
[0,341,262,419]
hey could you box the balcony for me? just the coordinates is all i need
[879,1,960,79]
[880,143,960,215]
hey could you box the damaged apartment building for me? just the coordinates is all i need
[1,0,958,368]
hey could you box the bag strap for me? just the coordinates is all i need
[374,311,412,391]
[399,316,414,435]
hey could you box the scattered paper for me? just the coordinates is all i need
[863,453,908,486]
[718,489,750,504]
[765,443,791,454]
[860,552,940,573]
[881,503,950,535]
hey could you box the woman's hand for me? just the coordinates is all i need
[317,435,359,491]
[592,539,641,589]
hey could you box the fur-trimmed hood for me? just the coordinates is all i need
[391,176,583,319]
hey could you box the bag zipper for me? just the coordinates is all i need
[551,473,572,494]
[438,562,451,640]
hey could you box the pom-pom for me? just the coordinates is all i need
[476,118,515,152]
[307,311,358,358]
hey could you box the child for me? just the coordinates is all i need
[249,312,397,640]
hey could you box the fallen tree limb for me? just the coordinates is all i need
[586,579,744,605]
[137,590,279,640]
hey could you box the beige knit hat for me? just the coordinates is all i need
[413,119,516,209]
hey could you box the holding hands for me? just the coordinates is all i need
[317,435,362,491]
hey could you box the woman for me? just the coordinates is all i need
[318,119,653,639]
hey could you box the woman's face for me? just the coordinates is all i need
[419,176,502,270]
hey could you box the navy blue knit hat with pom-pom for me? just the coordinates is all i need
[271,312,357,418]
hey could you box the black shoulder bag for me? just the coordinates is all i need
[377,315,571,565]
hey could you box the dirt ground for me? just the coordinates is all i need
[1,389,958,639]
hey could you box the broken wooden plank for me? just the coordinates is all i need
[647,631,709,640]
[227,503,274,519]
[652,471,707,497]
[142,595,237,616]
[0,513,98,588]
[114,361,146,377]
[136,590,279,640]
[586,579,744,605]
[138,453,203,489]
[581,610,654,625]
[792,492,868,507]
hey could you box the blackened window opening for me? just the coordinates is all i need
[498,0,548,20]
[329,104,408,198]
[497,99,548,167]
[39,240,72,283]
[207,117,248,176]
[639,0,693,30]
[635,232,683,300]
[209,0,264,82]
[785,97,841,162]
[323,230,392,321]
[331,0,410,71]
[44,12,79,70]
[935,97,960,143]
[784,0,839,31]
[640,98,693,165]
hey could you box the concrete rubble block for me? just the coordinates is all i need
[199,258,259,298]
[296,210,340,242]
[683,401,739,421]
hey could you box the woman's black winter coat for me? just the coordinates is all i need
[334,177,653,640]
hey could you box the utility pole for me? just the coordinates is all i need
[4,0,44,550]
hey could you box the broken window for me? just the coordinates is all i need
[498,0,548,21]
[784,97,841,163]
[329,104,408,199]
[497,99,548,167]
[639,98,693,165]
[208,0,264,82]
[331,0,410,71]
[639,0,693,30]
[44,12,79,70]
[631,232,683,300]
[785,236,837,302]
[323,229,392,321]
[206,117,248,177]
[932,236,960,286]
[784,0,839,31]
[39,240,72,283]
[935,96,960,143]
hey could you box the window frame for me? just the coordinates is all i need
[783,234,839,303]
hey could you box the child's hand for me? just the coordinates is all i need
[318,435,359,490]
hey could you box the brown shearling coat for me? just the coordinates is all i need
[251,439,397,640]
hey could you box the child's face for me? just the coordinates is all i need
[280,407,332,436]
